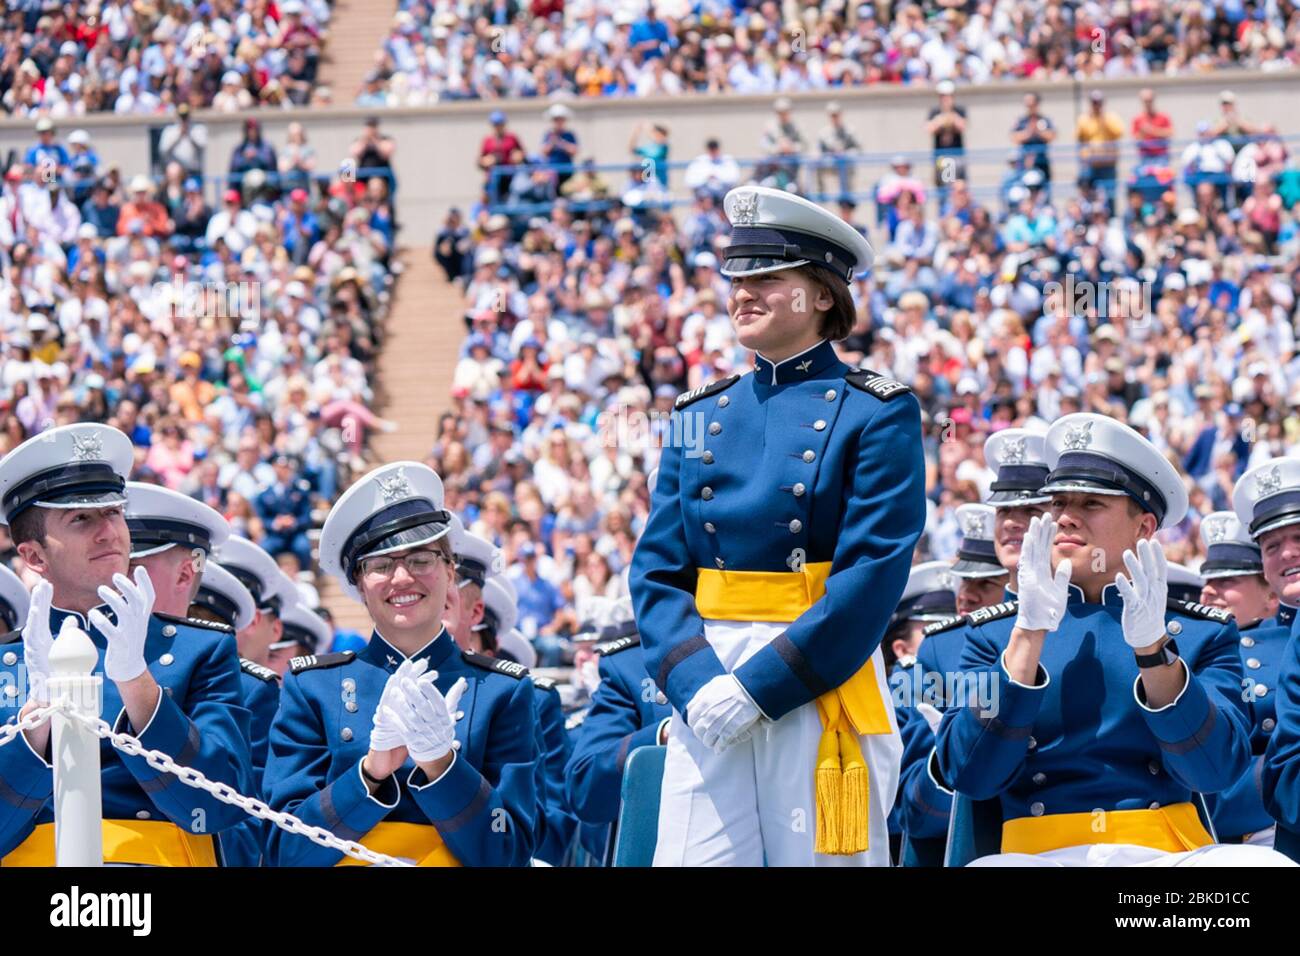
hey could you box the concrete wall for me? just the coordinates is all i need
[2,68,1298,247]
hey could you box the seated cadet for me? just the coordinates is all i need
[219,535,300,673]
[884,561,957,860]
[896,506,1010,853]
[123,482,271,868]
[267,602,333,676]
[565,596,672,864]
[951,504,1010,615]
[442,518,574,864]
[1196,510,1287,847]
[484,574,577,865]
[190,561,277,867]
[0,424,252,865]
[935,413,1293,866]
[982,426,1053,604]
[264,462,537,866]
[0,562,31,631]
[1166,563,1206,604]
[1238,459,1300,851]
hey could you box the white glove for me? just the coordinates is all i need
[369,658,424,753]
[1115,537,1169,650]
[89,567,156,683]
[916,702,943,735]
[21,579,55,703]
[1013,514,1073,632]
[386,667,465,764]
[686,674,761,755]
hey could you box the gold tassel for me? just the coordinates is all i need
[814,725,842,855]
[838,729,870,855]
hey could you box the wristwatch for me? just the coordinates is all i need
[1134,637,1180,669]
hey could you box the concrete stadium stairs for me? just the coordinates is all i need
[318,0,394,106]
[315,248,466,637]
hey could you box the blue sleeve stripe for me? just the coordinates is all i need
[1157,703,1218,756]
[656,635,710,690]
[772,632,831,697]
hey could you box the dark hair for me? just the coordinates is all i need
[793,265,857,341]
[10,508,46,547]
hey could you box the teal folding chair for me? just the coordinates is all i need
[611,745,667,867]
[943,794,1004,867]
[900,833,946,867]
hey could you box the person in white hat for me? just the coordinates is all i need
[1235,458,1300,857]
[219,534,299,670]
[0,424,253,865]
[896,429,1049,858]
[564,595,672,863]
[632,184,926,866]
[936,413,1292,866]
[1192,510,1288,848]
[263,462,538,866]
[950,503,1010,615]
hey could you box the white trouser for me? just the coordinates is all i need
[653,619,902,867]
[969,843,1297,867]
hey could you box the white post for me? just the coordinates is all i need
[48,622,103,867]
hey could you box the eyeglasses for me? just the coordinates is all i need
[358,549,446,579]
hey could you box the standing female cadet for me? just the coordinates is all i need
[630,185,927,866]
[262,461,537,866]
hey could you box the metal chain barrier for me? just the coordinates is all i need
[3,702,413,867]
[0,705,60,748]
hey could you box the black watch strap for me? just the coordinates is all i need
[1135,637,1180,669]
[361,762,385,787]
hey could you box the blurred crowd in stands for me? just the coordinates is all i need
[0,114,400,651]
[360,0,1300,107]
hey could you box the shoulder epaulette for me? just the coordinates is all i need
[845,368,911,401]
[565,709,589,731]
[965,601,1019,627]
[240,658,278,683]
[156,610,234,634]
[924,615,965,637]
[531,675,559,693]
[675,374,740,411]
[463,650,529,679]
[0,629,20,645]
[595,635,640,656]
[1168,599,1231,623]
[289,651,355,674]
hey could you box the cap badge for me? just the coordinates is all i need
[732,191,759,225]
[71,431,105,462]
[1205,517,1229,543]
[1000,436,1026,464]
[937,569,955,591]
[1063,421,1093,451]
[1256,465,1282,497]
[961,511,987,537]
[378,467,413,503]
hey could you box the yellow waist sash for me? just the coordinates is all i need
[334,821,461,867]
[695,562,892,856]
[1001,802,1214,856]
[1,820,217,867]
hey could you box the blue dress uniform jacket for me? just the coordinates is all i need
[631,339,927,719]
[220,658,281,866]
[1204,620,1288,840]
[1262,620,1300,836]
[531,677,577,865]
[564,638,671,859]
[935,590,1252,825]
[0,607,253,856]
[895,616,973,841]
[263,629,537,866]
